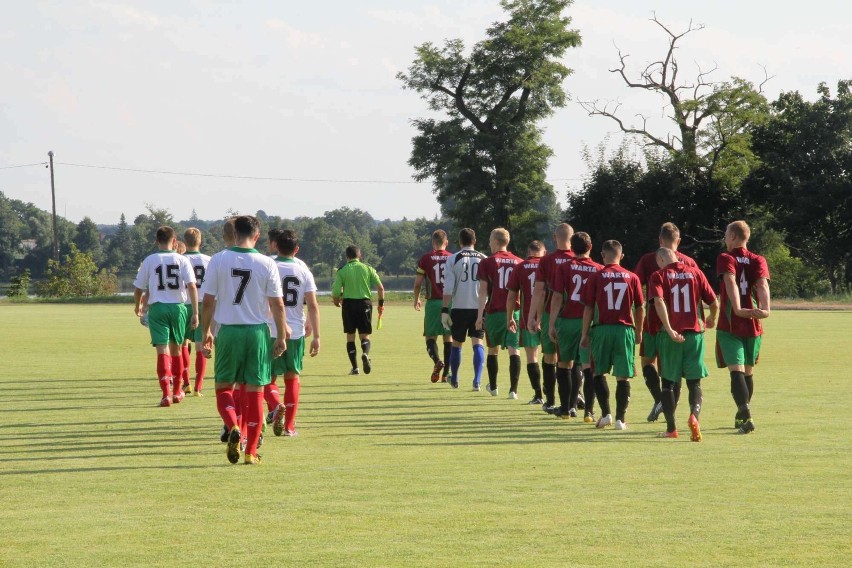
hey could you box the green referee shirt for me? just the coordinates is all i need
[332,259,382,300]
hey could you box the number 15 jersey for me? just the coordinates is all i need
[201,247,283,326]
[133,250,197,305]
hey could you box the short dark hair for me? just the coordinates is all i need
[527,240,544,253]
[156,226,176,245]
[234,216,260,240]
[432,229,448,246]
[602,239,623,257]
[345,245,361,259]
[268,227,282,242]
[276,229,299,255]
[459,228,476,247]
[570,232,592,255]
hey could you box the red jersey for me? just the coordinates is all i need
[507,256,541,329]
[552,257,604,319]
[582,264,644,326]
[480,250,523,314]
[416,249,452,300]
[635,250,698,334]
[716,247,770,337]
[535,249,574,312]
[649,262,716,333]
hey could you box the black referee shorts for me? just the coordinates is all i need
[450,308,484,343]
[341,298,372,334]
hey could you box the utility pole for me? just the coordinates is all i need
[48,150,59,262]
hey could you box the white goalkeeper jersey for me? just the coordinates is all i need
[267,256,317,339]
[444,247,486,310]
[133,250,196,305]
[201,247,283,326]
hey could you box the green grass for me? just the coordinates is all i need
[1,304,850,567]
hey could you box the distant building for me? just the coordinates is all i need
[20,239,37,251]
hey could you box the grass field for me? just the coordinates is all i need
[1,303,850,567]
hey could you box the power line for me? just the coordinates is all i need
[0,162,47,170]
[56,161,423,184]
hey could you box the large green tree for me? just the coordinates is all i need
[743,80,852,291]
[398,0,580,249]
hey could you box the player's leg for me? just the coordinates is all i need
[266,341,284,423]
[213,325,242,462]
[424,300,445,382]
[717,330,753,432]
[193,340,207,395]
[181,338,192,393]
[342,300,359,374]
[539,312,558,411]
[657,332,682,438]
[591,324,617,428]
[470,316,486,392]
[554,317,579,416]
[641,330,663,421]
[485,345,499,393]
[169,340,185,403]
[504,311,521,399]
[448,309,467,388]
[357,300,374,374]
[523,342,543,404]
[582,365,596,422]
[167,303,188,402]
[147,303,174,405]
[442,333,452,381]
[610,325,636,430]
[241,324,273,464]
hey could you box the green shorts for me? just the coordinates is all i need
[658,331,709,381]
[147,302,187,346]
[590,324,636,378]
[520,328,541,349]
[271,337,305,377]
[183,303,203,343]
[540,312,557,356]
[423,299,450,337]
[555,317,589,365]
[214,324,272,386]
[715,330,762,368]
[639,330,658,359]
[485,311,519,349]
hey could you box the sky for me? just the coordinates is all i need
[0,0,848,225]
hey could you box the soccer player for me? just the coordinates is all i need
[133,226,198,406]
[580,240,644,430]
[182,227,211,396]
[268,229,321,437]
[527,223,574,412]
[201,215,288,465]
[413,230,453,383]
[634,222,700,422]
[715,220,771,434]
[548,232,602,419]
[650,247,719,440]
[507,240,546,404]
[441,228,487,390]
[476,228,523,398]
[332,245,384,375]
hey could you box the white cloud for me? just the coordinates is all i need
[265,19,326,49]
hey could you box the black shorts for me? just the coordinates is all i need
[450,308,484,343]
[341,298,372,334]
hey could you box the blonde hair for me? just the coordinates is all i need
[727,220,751,242]
[490,227,510,247]
[222,218,237,247]
[184,227,202,248]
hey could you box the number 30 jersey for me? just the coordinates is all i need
[133,250,197,305]
[444,247,487,310]
[201,247,283,326]
[269,256,317,339]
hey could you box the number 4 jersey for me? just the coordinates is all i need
[200,247,283,326]
[133,250,197,305]
[271,256,317,339]
[582,264,644,326]
[716,247,770,337]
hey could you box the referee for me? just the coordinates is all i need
[332,245,385,375]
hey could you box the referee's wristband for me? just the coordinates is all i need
[378,299,384,307]
[441,307,449,314]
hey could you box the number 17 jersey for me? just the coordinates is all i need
[201,247,283,326]
[582,264,644,326]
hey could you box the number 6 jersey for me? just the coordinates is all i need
[270,257,317,339]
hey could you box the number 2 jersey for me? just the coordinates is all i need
[270,256,317,340]
[416,249,453,300]
[133,250,197,304]
[582,264,644,326]
[479,250,523,314]
[648,261,716,332]
[552,257,604,319]
[716,247,770,337]
[200,247,283,326]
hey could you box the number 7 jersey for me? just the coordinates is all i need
[200,247,283,326]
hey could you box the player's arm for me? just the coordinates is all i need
[331,270,343,307]
[305,291,321,357]
[753,277,771,319]
[201,293,217,354]
[476,277,489,329]
[268,296,288,356]
[721,272,749,318]
[706,296,720,328]
[133,287,145,317]
[547,289,563,343]
[527,282,545,331]
[506,289,519,334]
[580,305,593,348]
[187,283,199,329]
[376,279,385,316]
[632,302,645,341]
[653,296,684,343]
[413,273,424,311]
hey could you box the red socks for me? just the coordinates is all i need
[171,355,184,397]
[284,378,300,433]
[181,345,191,386]
[215,388,238,429]
[234,384,245,432]
[157,354,171,397]
[194,351,207,393]
[244,390,264,457]
[264,380,281,413]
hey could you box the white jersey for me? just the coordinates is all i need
[133,251,196,305]
[268,256,317,339]
[201,247,283,326]
[184,251,211,304]
[444,246,486,310]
